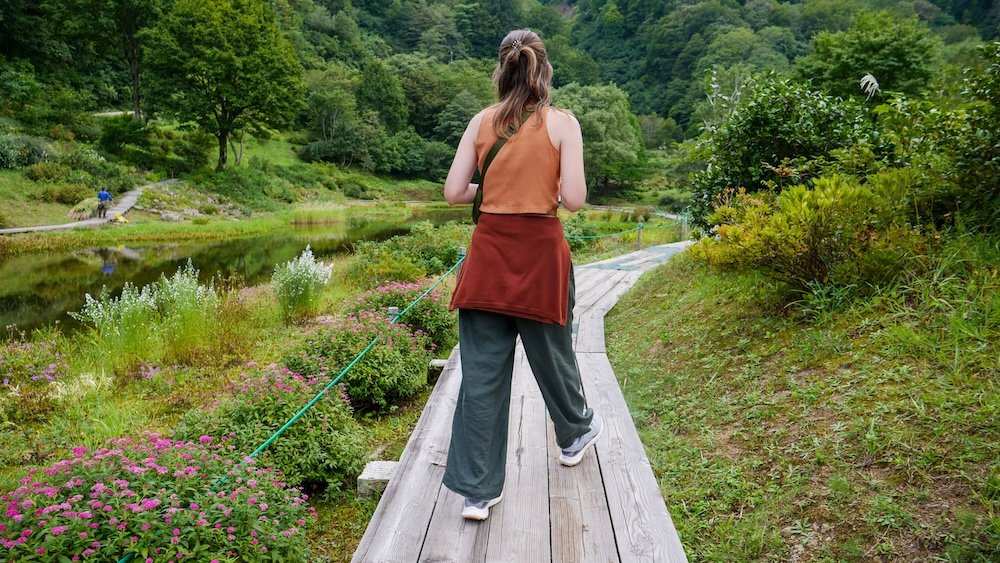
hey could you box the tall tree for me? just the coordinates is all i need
[46,0,164,121]
[144,0,305,169]
[356,58,408,133]
[795,11,942,98]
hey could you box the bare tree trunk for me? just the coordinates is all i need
[126,30,142,121]
[217,131,229,170]
[229,130,245,166]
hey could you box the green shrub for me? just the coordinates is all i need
[101,116,213,175]
[689,174,930,292]
[55,149,134,192]
[284,311,433,413]
[691,77,883,227]
[24,161,72,182]
[564,211,598,252]
[346,221,469,287]
[342,181,372,199]
[195,167,290,210]
[346,281,457,351]
[0,133,50,169]
[272,246,333,320]
[657,188,693,212]
[174,365,367,494]
[39,183,92,205]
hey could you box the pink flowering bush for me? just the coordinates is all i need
[173,366,367,495]
[0,329,71,423]
[0,434,314,561]
[345,281,457,351]
[284,311,434,413]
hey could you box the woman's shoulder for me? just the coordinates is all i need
[546,106,579,126]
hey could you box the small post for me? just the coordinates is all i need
[456,247,466,277]
[680,214,689,240]
[636,224,643,250]
[386,306,399,322]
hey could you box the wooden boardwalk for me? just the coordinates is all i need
[0,180,166,235]
[353,242,692,563]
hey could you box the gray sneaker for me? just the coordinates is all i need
[461,493,503,521]
[559,413,604,466]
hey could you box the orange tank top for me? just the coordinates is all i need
[475,106,561,216]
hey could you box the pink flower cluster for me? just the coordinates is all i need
[0,433,315,560]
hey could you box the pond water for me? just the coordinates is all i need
[0,206,469,335]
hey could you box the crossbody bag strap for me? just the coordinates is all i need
[472,110,534,224]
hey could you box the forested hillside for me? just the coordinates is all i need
[2,0,997,199]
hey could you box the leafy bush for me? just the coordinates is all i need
[689,174,931,292]
[346,221,469,287]
[0,134,49,169]
[691,77,883,227]
[346,281,457,351]
[195,167,293,210]
[0,330,71,423]
[0,434,315,561]
[564,212,598,252]
[657,188,693,212]
[174,366,367,494]
[55,149,134,192]
[39,183,92,205]
[284,312,433,413]
[100,116,214,175]
[271,246,333,320]
[24,162,71,183]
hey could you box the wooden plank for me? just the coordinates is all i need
[575,312,607,354]
[577,352,688,563]
[352,347,463,563]
[418,484,490,562]
[483,347,551,562]
[547,419,619,563]
[575,270,631,312]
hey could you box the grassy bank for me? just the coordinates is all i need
[606,248,999,561]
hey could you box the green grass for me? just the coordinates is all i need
[605,250,999,561]
[0,169,76,228]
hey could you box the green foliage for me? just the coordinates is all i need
[690,174,931,292]
[54,149,135,192]
[271,246,333,320]
[99,116,213,174]
[0,134,50,169]
[194,166,293,210]
[38,183,92,205]
[346,281,457,351]
[433,90,480,147]
[346,221,470,287]
[0,328,71,423]
[23,161,71,182]
[691,77,880,227]
[552,83,645,191]
[563,211,598,252]
[69,261,219,373]
[795,11,942,98]
[174,365,368,493]
[356,58,408,133]
[283,311,433,413]
[143,0,305,169]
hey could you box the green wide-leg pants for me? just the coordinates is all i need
[443,270,593,501]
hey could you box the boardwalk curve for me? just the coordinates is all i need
[354,241,693,563]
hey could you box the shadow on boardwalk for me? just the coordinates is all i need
[353,241,693,563]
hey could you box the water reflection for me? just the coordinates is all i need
[0,207,467,334]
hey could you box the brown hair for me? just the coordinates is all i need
[491,29,553,138]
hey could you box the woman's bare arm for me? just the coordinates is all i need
[553,111,586,211]
[443,112,484,205]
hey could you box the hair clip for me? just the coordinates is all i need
[510,39,521,50]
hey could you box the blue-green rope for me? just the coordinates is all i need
[117,257,466,563]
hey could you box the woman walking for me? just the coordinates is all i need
[442,29,602,521]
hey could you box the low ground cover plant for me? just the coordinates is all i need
[284,312,434,413]
[271,246,333,321]
[174,365,367,495]
[345,281,456,351]
[0,329,71,423]
[0,433,315,561]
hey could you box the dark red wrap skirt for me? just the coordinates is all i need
[449,212,571,326]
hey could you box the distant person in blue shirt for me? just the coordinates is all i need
[97,187,113,218]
